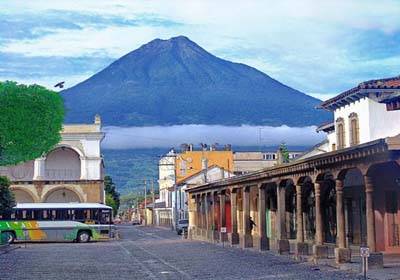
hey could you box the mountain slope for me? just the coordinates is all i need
[61,36,330,126]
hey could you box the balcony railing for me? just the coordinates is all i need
[45,169,80,180]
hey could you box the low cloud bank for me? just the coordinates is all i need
[102,125,325,149]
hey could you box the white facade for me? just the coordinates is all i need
[157,149,176,207]
[1,116,105,203]
[327,96,400,151]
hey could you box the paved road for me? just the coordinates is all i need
[0,225,362,280]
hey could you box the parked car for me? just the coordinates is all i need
[176,219,189,235]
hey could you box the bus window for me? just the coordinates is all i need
[100,210,111,224]
[91,209,100,224]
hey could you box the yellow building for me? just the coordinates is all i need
[175,149,234,183]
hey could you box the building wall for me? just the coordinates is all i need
[175,150,234,183]
[332,96,400,150]
[368,98,400,141]
[158,150,176,206]
[10,181,104,203]
[1,117,105,204]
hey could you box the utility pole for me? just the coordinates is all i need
[151,178,155,226]
[144,179,147,226]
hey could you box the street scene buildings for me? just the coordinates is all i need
[1,2,399,279]
[186,76,400,267]
[0,115,105,204]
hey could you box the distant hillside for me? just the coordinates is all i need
[62,36,331,127]
[103,146,309,194]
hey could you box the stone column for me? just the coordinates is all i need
[240,186,253,248]
[295,184,308,255]
[188,195,196,239]
[196,194,201,237]
[201,194,207,238]
[33,157,46,180]
[364,175,383,268]
[80,156,88,180]
[334,179,351,263]
[219,191,227,242]
[213,192,219,241]
[205,193,211,240]
[229,189,239,245]
[276,184,289,254]
[313,182,328,259]
[255,184,268,251]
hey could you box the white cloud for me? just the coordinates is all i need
[1,0,400,94]
[102,125,325,149]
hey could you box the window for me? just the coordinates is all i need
[336,118,345,149]
[349,113,360,146]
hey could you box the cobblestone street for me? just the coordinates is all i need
[0,225,362,280]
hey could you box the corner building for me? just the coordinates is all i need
[0,116,105,204]
[186,76,400,267]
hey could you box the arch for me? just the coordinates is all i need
[43,186,84,203]
[50,144,85,158]
[45,147,81,180]
[366,161,400,252]
[10,187,39,203]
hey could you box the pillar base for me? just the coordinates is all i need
[206,230,214,241]
[212,230,219,242]
[188,227,195,240]
[295,242,309,255]
[229,232,239,245]
[254,235,269,251]
[368,252,384,269]
[334,247,351,264]
[276,239,290,254]
[313,244,328,259]
[240,233,253,248]
[220,232,228,242]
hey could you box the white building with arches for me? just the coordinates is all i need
[0,115,105,204]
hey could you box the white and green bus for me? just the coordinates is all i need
[0,203,116,243]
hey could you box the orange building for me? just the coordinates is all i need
[175,149,234,184]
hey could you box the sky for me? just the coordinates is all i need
[1,0,400,101]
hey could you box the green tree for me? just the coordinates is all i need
[104,175,120,215]
[0,176,15,218]
[105,194,118,215]
[279,142,290,163]
[0,81,64,166]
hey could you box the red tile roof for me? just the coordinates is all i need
[319,75,400,111]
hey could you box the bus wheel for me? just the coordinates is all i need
[5,232,15,244]
[77,231,91,243]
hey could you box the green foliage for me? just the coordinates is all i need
[104,175,120,215]
[279,142,290,163]
[0,176,15,218]
[105,194,118,215]
[0,81,64,166]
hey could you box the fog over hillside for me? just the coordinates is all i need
[102,125,324,149]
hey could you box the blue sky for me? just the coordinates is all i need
[1,0,400,100]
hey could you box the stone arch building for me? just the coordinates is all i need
[0,115,105,204]
[187,76,400,267]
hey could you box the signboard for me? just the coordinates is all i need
[220,227,227,233]
[360,247,370,258]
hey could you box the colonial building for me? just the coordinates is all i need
[173,164,234,228]
[186,76,400,267]
[233,151,303,175]
[0,115,105,204]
